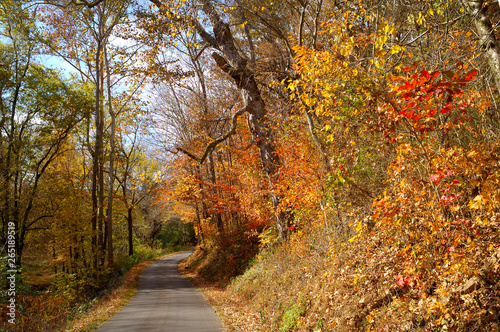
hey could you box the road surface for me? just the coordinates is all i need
[96,249,224,331]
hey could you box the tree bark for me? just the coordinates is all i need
[127,207,133,256]
[105,42,114,267]
[208,152,223,234]
[468,0,500,95]
[91,22,102,269]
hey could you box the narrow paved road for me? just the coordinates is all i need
[96,249,224,332]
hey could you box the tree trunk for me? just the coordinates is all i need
[105,43,114,267]
[468,0,500,95]
[208,152,224,234]
[97,60,105,264]
[91,35,101,269]
[194,200,204,245]
[127,207,133,256]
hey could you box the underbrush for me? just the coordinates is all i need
[182,227,260,286]
[224,220,500,332]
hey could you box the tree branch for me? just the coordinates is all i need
[72,0,105,8]
[173,106,247,164]
[149,0,218,48]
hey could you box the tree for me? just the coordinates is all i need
[149,0,294,239]
[0,0,92,267]
[467,0,500,95]
[41,0,142,267]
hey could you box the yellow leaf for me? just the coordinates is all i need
[391,44,401,54]
[416,12,425,25]
[388,24,396,35]
[305,97,315,106]
[467,150,478,158]
[469,195,483,209]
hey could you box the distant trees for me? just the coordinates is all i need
[0,0,174,279]
[41,0,148,268]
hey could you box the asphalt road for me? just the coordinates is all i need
[96,249,224,332]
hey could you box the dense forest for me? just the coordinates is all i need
[1,0,500,331]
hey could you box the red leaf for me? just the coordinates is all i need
[451,219,465,225]
[441,106,451,114]
[464,70,478,82]
[421,70,430,80]
[431,71,440,80]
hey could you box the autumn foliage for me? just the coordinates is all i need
[3,0,500,331]
[172,1,500,331]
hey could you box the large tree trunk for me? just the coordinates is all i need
[194,201,204,245]
[468,0,500,95]
[97,60,105,264]
[198,0,290,240]
[148,0,291,239]
[91,32,102,269]
[91,5,107,268]
[208,152,224,234]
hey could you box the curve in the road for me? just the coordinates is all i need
[96,249,224,332]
